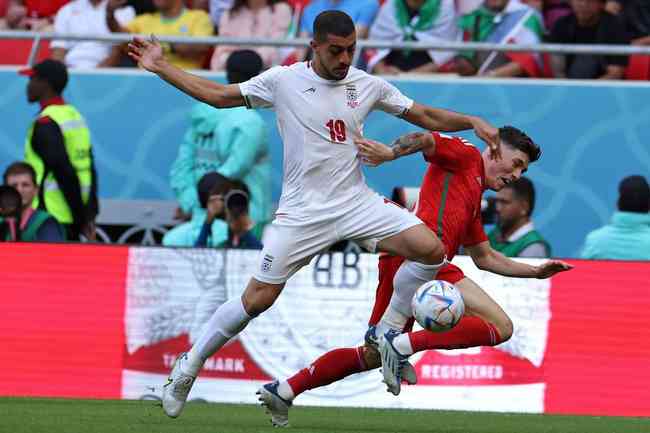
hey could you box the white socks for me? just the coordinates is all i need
[184,296,252,376]
[277,381,295,401]
[392,334,415,355]
[377,259,446,336]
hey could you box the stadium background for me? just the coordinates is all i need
[1,67,650,428]
[1,70,649,256]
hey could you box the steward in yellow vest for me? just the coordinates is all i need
[19,60,98,240]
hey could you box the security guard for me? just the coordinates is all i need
[20,59,98,240]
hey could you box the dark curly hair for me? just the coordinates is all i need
[499,126,541,163]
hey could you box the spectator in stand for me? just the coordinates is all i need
[454,0,545,77]
[188,0,209,11]
[126,0,155,14]
[5,0,68,30]
[288,0,379,62]
[301,0,379,39]
[0,186,22,241]
[524,0,572,29]
[19,59,99,241]
[549,0,629,79]
[210,0,292,70]
[581,175,650,260]
[209,0,233,27]
[51,0,135,69]
[0,1,8,27]
[605,0,650,45]
[195,177,264,249]
[487,177,551,257]
[368,0,460,75]
[2,162,65,242]
[106,0,213,70]
[164,49,270,247]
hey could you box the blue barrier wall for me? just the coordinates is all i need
[1,69,649,257]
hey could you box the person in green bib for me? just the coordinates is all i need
[19,59,99,241]
[454,0,545,77]
[2,162,65,242]
[488,176,551,257]
[368,0,460,74]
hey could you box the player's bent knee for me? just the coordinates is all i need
[496,316,514,343]
[416,237,445,265]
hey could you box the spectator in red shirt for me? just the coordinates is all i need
[6,0,69,30]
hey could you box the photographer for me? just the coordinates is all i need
[195,178,263,249]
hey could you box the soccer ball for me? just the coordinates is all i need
[412,280,465,332]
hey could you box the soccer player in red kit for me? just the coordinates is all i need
[257,126,573,426]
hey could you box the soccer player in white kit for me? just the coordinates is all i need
[128,10,501,419]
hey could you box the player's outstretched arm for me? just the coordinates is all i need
[128,36,244,108]
[354,132,434,166]
[403,103,502,160]
[466,241,574,279]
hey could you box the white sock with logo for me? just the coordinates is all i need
[377,259,446,336]
[184,296,252,376]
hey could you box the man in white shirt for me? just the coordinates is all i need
[128,10,501,419]
[51,0,134,69]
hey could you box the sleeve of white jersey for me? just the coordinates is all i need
[374,78,414,117]
[238,66,284,109]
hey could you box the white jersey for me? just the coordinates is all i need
[239,62,413,220]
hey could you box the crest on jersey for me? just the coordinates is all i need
[345,84,359,108]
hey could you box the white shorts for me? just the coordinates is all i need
[253,192,422,284]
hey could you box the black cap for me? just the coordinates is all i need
[618,175,650,213]
[19,59,69,94]
[226,50,263,84]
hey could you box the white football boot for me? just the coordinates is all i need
[257,381,292,427]
[162,352,196,418]
[378,330,410,396]
[366,326,417,385]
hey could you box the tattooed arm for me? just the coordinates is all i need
[354,132,434,166]
[402,103,501,160]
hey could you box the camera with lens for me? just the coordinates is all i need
[224,186,250,219]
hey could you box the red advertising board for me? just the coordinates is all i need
[0,244,649,416]
[0,243,128,398]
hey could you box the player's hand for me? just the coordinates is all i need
[128,35,165,73]
[206,194,225,223]
[472,117,501,161]
[355,138,394,166]
[534,260,574,279]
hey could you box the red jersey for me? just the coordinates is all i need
[414,132,488,260]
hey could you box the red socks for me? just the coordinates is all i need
[409,316,502,352]
[286,317,502,398]
[287,347,367,397]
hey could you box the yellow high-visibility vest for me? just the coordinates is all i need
[24,104,92,224]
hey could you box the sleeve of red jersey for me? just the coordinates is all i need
[423,132,481,172]
[462,209,489,248]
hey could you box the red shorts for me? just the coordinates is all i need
[367,255,465,331]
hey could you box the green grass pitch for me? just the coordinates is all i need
[1,398,648,433]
